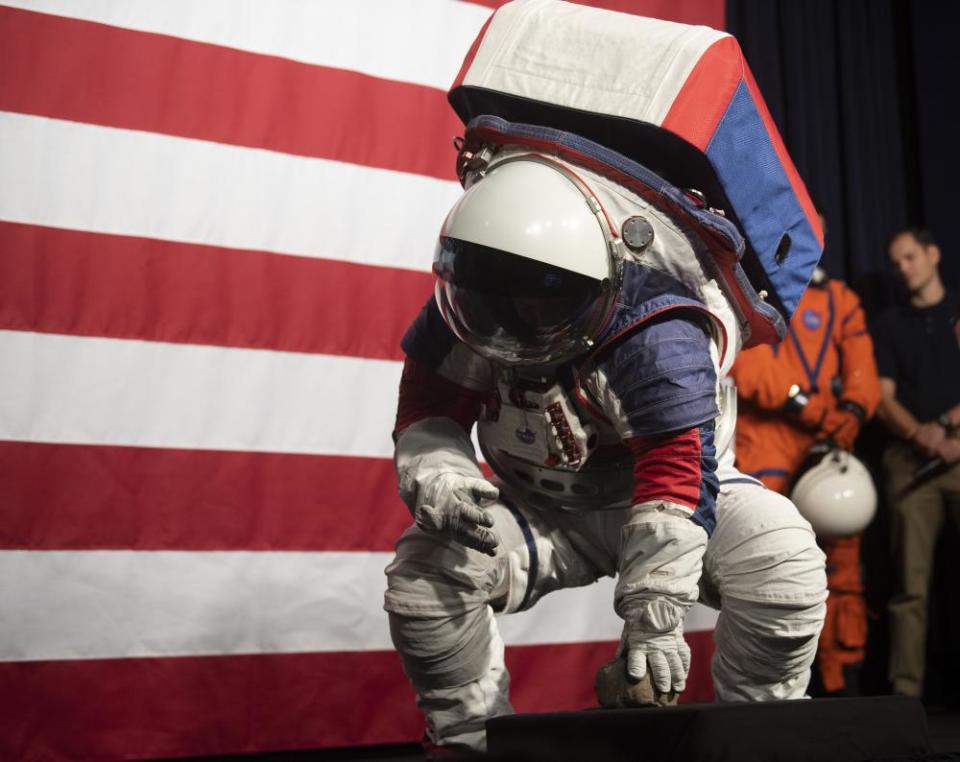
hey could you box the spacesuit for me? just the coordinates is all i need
[731,275,881,491]
[730,275,880,693]
[383,121,827,752]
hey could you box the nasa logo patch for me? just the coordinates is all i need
[515,428,536,445]
[802,309,821,330]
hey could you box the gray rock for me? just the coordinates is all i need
[594,656,679,708]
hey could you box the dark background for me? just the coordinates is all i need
[727,0,960,702]
[728,0,958,302]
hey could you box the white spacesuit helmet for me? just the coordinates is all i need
[433,154,623,366]
[789,445,877,538]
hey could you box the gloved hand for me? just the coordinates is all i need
[413,472,500,555]
[615,507,707,696]
[620,597,691,693]
[819,407,861,451]
[395,417,501,555]
[796,392,830,430]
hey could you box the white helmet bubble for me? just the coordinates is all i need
[433,154,622,366]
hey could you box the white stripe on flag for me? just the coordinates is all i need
[500,586,719,645]
[0,549,717,662]
[1,0,492,90]
[0,111,459,271]
[0,549,398,661]
[0,330,401,457]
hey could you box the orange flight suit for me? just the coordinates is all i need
[730,277,881,693]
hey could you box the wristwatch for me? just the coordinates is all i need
[785,384,810,414]
[839,399,867,423]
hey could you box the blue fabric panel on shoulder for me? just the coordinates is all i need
[400,297,459,371]
[706,81,820,321]
[597,262,705,343]
[620,260,702,310]
[596,313,718,436]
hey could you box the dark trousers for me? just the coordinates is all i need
[884,443,960,696]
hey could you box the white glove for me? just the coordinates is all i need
[615,505,707,695]
[413,472,500,555]
[396,417,501,555]
[620,598,691,693]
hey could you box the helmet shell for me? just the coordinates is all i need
[442,158,611,280]
[433,156,619,366]
[790,447,877,538]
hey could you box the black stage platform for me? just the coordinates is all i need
[487,696,929,761]
[176,702,960,761]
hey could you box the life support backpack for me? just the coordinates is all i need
[447,0,823,348]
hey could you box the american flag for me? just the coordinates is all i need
[0,1,723,758]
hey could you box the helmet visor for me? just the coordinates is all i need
[434,236,607,365]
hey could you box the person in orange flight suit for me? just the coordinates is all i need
[729,262,881,695]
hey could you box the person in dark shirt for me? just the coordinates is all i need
[872,227,960,698]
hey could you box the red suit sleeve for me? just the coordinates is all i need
[626,427,709,512]
[394,358,485,439]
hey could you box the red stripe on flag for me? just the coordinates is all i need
[0,635,713,760]
[0,6,463,180]
[0,651,421,760]
[0,442,409,552]
[0,222,432,361]
[661,36,743,151]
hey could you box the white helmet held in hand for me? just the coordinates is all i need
[790,445,877,538]
[433,153,623,366]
